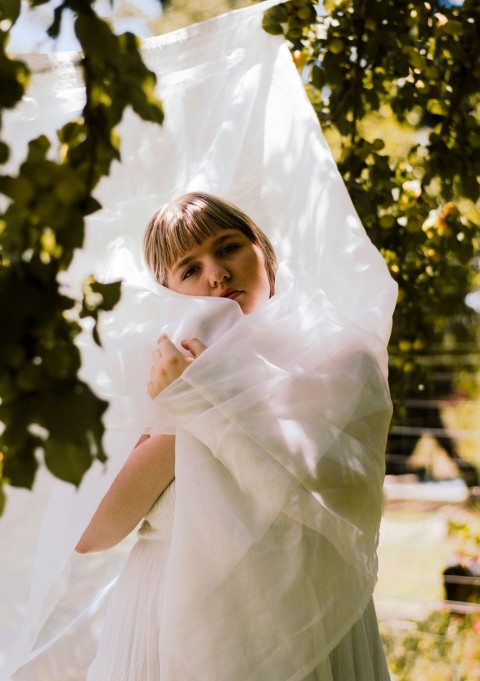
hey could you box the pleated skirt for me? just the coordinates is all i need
[87,535,171,681]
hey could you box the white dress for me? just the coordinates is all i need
[87,478,390,681]
[87,481,176,681]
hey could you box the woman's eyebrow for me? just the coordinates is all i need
[212,231,239,245]
[173,254,196,274]
[172,231,240,274]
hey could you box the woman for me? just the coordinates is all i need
[79,192,392,681]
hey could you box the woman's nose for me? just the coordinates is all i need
[207,260,230,287]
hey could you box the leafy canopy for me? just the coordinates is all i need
[264,0,480,412]
[0,0,163,513]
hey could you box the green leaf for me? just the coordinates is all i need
[0,55,30,108]
[427,99,448,116]
[0,141,9,163]
[92,323,101,346]
[0,0,21,24]
[39,383,107,442]
[263,4,288,23]
[3,442,39,489]
[262,6,286,36]
[329,38,345,55]
[46,4,62,39]
[90,279,122,311]
[27,135,50,161]
[310,64,326,90]
[262,17,283,35]
[75,14,119,62]
[44,439,92,486]
[439,19,464,36]
[3,174,35,203]
[82,196,102,215]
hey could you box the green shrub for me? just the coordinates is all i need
[381,610,480,681]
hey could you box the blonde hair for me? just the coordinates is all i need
[143,192,277,293]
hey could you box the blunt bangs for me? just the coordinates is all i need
[143,192,276,291]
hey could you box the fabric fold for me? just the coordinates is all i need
[154,265,392,680]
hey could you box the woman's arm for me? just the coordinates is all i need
[75,433,175,554]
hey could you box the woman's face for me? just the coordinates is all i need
[166,228,271,314]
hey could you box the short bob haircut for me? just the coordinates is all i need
[143,192,277,294]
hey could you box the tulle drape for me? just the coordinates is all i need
[155,264,393,680]
[0,1,397,678]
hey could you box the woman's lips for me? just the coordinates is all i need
[220,289,243,300]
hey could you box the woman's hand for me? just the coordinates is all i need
[148,334,206,398]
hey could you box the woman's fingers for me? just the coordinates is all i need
[156,333,206,359]
[147,381,156,399]
[149,334,205,398]
[180,338,207,358]
[157,333,183,358]
[148,353,166,398]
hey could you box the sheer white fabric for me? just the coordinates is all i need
[153,264,393,681]
[0,1,397,679]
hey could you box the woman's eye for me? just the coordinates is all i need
[182,266,198,280]
[220,243,240,255]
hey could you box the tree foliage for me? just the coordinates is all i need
[264,0,480,414]
[0,0,479,508]
[0,0,163,512]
